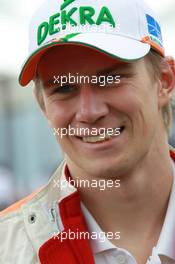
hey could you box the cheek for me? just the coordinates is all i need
[108,83,158,129]
[107,85,144,115]
[44,100,75,129]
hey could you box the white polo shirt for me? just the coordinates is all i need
[81,161,175,264]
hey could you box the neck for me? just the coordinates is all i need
[66,136,173,261]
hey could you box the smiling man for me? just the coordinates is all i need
[1,0,175,264]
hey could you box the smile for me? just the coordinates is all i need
[78,126,125,143]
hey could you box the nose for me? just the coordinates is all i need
[75,84,109,124]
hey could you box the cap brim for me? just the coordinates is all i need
[19,33,150,87]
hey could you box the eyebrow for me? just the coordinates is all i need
[41,62,133,89]
[42,78,59,89]
[97,62,133,76]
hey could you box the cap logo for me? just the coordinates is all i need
[146,14,163,48]
[37,0,116,46]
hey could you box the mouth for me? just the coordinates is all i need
[76,126,125,144]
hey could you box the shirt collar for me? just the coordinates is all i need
[81,159,175,260]
[156,159,175,260]
[81,203,116,254]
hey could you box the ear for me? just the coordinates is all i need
[158,56,175,109]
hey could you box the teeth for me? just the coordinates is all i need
[82,128,122,143]
[83,135,110,143]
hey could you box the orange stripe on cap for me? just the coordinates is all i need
[0,186,44,217]
[141,36,165,57]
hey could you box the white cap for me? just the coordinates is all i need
[19,0,165,87]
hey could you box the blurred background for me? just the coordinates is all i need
[0,0,175,210]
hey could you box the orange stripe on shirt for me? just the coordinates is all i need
[0,186,44,217]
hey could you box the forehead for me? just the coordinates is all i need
[37,44,142,78]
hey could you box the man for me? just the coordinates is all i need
[0,0,175,263]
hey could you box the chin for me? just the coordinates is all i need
[79,156,127,179]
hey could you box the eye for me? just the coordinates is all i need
[53,84,77,94]
[100,75,121,87]
[93,75,114,87]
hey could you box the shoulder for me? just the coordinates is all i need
[0,187,44,263]
[0,161,65,263]
[0,160,65,221]
[0,187,43,219]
